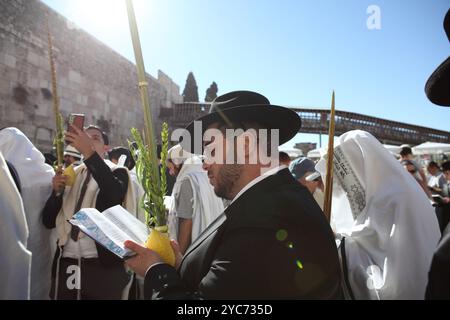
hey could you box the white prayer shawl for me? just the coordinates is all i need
[0,152,32,300]
[0,128,55,300]
[56,159,137,247]
[316,130,440,300]
[168,156,224,242]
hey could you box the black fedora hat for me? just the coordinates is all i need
[425,8,450,107]
[179,90,302,154]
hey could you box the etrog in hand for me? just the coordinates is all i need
[63,164,76,186]
[145,228,175,267]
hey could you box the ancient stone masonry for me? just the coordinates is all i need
[0,0,182,152]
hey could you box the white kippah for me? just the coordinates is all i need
[64,145,81,159]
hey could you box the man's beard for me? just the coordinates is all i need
[214,164,243,200]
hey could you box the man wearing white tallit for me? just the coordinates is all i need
[316,130,440,299]
[0,151,32,299]
[0,127,55,300]
[166,144,224,254]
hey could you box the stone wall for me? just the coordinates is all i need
[0,0,182,152]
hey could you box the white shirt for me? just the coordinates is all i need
[62,237,99,259]
[230,165,287,205]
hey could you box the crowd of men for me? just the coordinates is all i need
[1,88,448,300]
[0,8,449,301]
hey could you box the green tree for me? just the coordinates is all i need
[182,72,199,102]
[205,81,218,102]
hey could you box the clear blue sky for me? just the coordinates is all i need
[42,0,449,148]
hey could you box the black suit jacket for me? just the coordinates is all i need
[144,168,343,299]
[425,224,450,299]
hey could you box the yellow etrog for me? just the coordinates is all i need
[63,164,76,187]
[145,228,175,267]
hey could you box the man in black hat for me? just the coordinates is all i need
[425,9,450,107]
[125,91,343,299]
[424,8,450,300]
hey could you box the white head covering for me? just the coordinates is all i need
[316,130,440,300]
[0,151,31,299]
[0,128,55,188]
[168,144,194,166]
[0,127,56,300]
[64,145,82,167]
[64,145,82,159]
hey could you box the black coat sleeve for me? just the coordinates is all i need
[144,264,196,300]
[142,228,286,300]
[41,191,63,229]
[425,230,450,299]
[83,153,129,211]
[144,226,331,300]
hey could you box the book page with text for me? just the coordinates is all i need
[102,205,148,244]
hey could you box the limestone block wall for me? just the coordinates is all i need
[0,0,182,152]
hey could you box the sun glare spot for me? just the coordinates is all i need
[67,0,148,33]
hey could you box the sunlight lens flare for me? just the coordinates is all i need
[67,0,147,32]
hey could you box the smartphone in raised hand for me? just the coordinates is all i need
[65,113,85,144]
[67,113,85,132]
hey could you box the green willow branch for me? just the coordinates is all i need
[130,123,169,228]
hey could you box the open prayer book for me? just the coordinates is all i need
[69,205,149,260]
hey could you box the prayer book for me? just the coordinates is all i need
[68,205,148,260]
